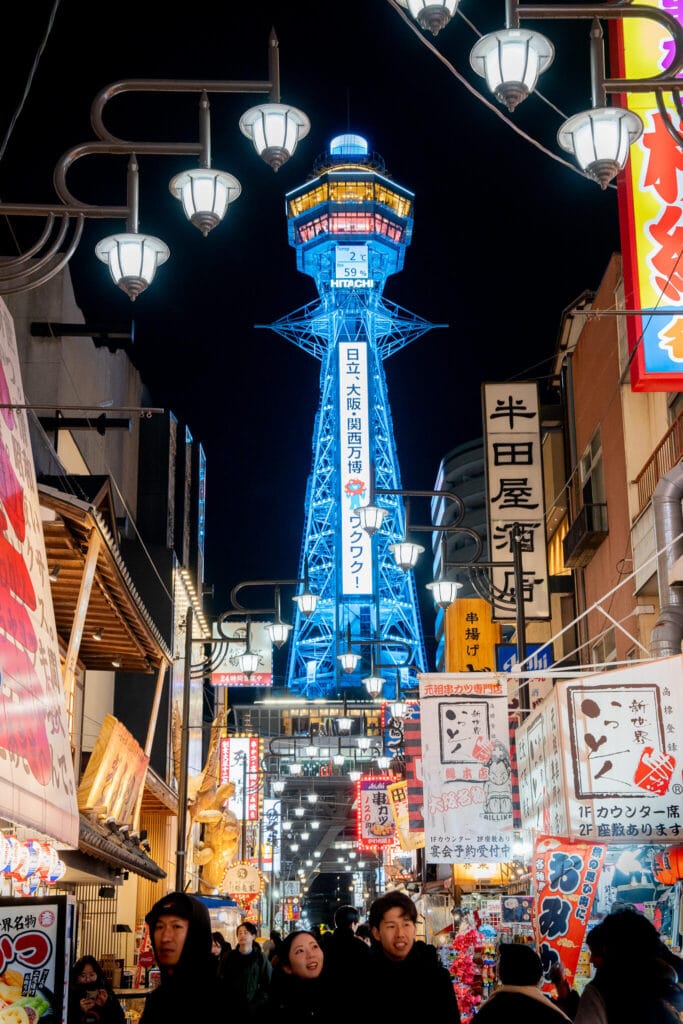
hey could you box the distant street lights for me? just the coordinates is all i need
[0,31,309,298]
[395,0,683,187]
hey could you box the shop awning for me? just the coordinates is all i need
[39,481,172,673]
[75,813,167,883]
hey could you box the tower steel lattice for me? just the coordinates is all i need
[263,134,443,698]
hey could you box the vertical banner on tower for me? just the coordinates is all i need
[533,836,606,986]
[338,340,372,594]
[611,9,683,391]
[419,673,514,863]
[482,382,549,620]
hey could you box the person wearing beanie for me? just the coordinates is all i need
[140,891,221,1024]
[475,943,572,1023]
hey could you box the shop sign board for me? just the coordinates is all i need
[261,798,281,873]
[517,657,683,842]
[445,598,501,671]
[419,673,515,863]
[403,715,425,835]
[0,895,74,1024]
[356,775,395,850]
[387,779,424,851]
[0,304,78,846]
[482,382,549,620]
[611,7,683,391]
[533,835,606,987]
[219,735,261,821]
[77,714,148,828]
[209,621,273,686]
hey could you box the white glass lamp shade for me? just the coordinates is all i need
[470,29,554,111]
[557,107,643,189]
[426,579,463,608]
[333,754,345,767]
[305,744,318,758]
[395,0,458,35]
[358,504,388,536]
[348,771,361,782]
[294,806,305,818]
[239,103,311,171]
[390,541,425,570]
[389,700,409,719]
[238,650,260,675]
[336,716,353,735]
[376,756,392,770]
[290,843,299,852]
[357,736,372,751]
[282,820,293,832]
[338,650,361,673]
[168,168,241,236]
[307,793,319,804]
[288,762,303,776]
[363,673,385,697]
[272,779,286,795]
[95,233,169,301]
[266,620,292,648]
[300,832,310,841]
[293,590,319,617]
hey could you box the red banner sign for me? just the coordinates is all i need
[533,835,606,986]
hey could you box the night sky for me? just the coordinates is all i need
[2,2,621,659]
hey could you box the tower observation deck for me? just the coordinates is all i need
[265,134,441,698]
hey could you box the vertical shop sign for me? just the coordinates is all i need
[219,736,261,820]
[339,340,372,595]
[387,779,425,850]
[611,8,683,391]
[0,304,78,846]
[445,598,501,672]
[419,673,514,863]
[482,382,549,619]
[403,716,425,835]
[0,895,74,1024]
[356,776,395,851]
[533,836,606,985]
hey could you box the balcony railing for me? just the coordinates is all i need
[563,503,609,569]
[634,412,683,517]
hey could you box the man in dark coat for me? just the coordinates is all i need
[365,891,462,1024]
[475,943,572,1023]
[322,904,370,983]
[221,920,271,1018]
[140,891,220,1024]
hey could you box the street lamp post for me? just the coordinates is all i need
[395,0,683,187]
[0,31,309,297]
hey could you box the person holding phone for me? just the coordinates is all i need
[68,957,124,1024]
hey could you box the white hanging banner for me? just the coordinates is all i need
[419,672,515,863]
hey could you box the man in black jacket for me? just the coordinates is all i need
[140,891,220,1024]
[366,891,461,1023]
[322,904,370,983]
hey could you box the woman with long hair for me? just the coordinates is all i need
[68,956,125,1024]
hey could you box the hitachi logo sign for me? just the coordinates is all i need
[331,279,375,289]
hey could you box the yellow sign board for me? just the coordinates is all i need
[444,599,501,672]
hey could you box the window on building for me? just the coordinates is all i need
[591,627,616,667]
[580,429,605,508]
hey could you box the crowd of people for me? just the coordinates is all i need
[69,894,682,1024]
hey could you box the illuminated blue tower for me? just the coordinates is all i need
[266,134,438,698]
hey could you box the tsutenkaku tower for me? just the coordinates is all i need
[266,134,438,698]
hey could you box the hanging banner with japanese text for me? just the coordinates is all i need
[403,715,425,835]
[0,303,78,846]
[356,775,395,850]
[517,657,683,842]
[482,382,549,620]
[533,835,606,986]
[611,9,683,391]
[219,735,262,821]
[445,598,501,671]
[419,673,514,863]
[339,340,372,595]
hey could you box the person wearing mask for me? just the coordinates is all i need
[140,891,220,1024]
[68,956,125,1024]
[474,943,572,1022]
[322,904,370,982]
[221,921,271,1018]
[364,891,462,1024]
[211,931,231,979]
[266,930,333,1024]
